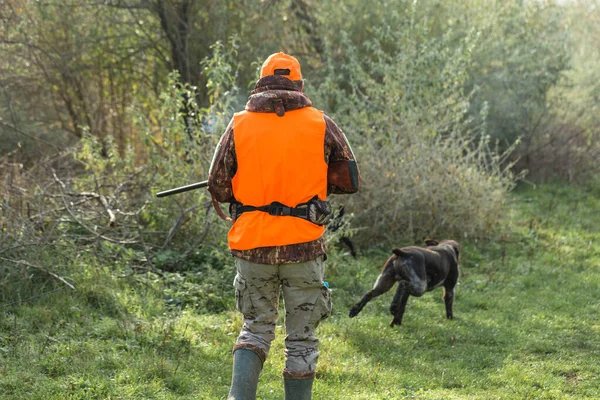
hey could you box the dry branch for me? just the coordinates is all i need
[52,169,116,227]
[0,256,75,290]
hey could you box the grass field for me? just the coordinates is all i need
[1,184,599,399]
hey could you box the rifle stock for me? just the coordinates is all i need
[327,160,360,192]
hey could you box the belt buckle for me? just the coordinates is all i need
[269,206,281,216]
[294,204,308,218]
[268,205,289,216]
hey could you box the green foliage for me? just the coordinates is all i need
[158,248,236,313]
[462,0,570,146]
[0,0,165,162]
[71,39,242,250]
[0,45,242,313]
[523,0,600,181]
[0,0,325,163]
[2,0,597,182]
[64,45,244,308]
[313,2,517,245]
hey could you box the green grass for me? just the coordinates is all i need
[1,183,599,399]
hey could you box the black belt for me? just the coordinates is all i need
[236,201,309,219]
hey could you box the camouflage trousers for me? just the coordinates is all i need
[232,256,332,379]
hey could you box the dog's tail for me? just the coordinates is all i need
[392,248,410,258]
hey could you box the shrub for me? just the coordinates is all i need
[313,3,517,245]
[0,42,241,310]
[513,1,600,182]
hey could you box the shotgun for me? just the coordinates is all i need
[155,180,208,198]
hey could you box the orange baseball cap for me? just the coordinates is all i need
[260,52,302,81]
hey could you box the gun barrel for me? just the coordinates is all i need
[156,180,208,198]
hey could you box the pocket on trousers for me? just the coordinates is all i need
[233,275,249,314]
[310,284,332,326]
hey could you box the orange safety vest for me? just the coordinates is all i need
[228,107,328,250]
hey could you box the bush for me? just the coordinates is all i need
[514,1,600,182]
[463,0,570,147]
[0,43,241,309]
[313,3,517,245]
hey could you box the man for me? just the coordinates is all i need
[208,52,359,400]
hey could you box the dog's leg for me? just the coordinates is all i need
[443,264,459,320]
[349,272,395,318]
[443,283,456,320]
[389,281,410,327]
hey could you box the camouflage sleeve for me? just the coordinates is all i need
[324,115,360,194]
[208,118,237,203]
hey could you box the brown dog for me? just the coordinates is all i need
[348,239,460,327]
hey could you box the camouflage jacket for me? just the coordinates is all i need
[208,75,357,265]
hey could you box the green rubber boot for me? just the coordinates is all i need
[284,378,314,400]
[227,349,263,400]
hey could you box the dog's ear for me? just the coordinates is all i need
[446,240,460,260]
[452,243,460,260]
[392,248,408,257]
[424,238,439,246]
